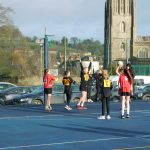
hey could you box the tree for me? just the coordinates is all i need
[0,4,13,26]
[61,36,68,46]
[70,37,80,47]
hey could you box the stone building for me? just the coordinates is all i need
[104,0,150,69]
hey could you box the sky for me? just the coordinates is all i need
[0,0,150,43]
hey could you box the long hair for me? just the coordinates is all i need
[64,70,70,77]
[44,69,49,77]
[102,69,109,80]
[124,68,133,84]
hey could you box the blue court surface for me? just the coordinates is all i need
[0,101,150,150]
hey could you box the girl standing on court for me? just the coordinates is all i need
[62,70,76,111]
[98,70,113,120]
[43,69,56,111]
[77,60,92,110]
[118,68,133,118]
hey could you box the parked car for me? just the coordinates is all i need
[134,84,150,100]
[13,84,81,105]
[13,89,44,105]
[0,82,17,91]
[0,86,33,105]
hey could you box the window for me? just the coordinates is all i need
[126,0,130,14]
[138,49,149,58]
[121,0,125,14]
[120,21,125,33]
[115,0,119,13]
[120,43,126,52]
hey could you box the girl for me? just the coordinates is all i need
[119,68,133,118]
[43,69,56,111]
[62,70,76,111]
[95,69,103,101]
[98,70,113,119]
[116,61,124,76]
[77,60,92,110]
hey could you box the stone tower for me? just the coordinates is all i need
[104,0,136,68]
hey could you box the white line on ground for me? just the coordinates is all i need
[0,137,129,150]
[0,109,149,120]
[0,135,150,150]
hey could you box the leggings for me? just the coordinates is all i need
[65,91,72,106]
[101,97,110,116]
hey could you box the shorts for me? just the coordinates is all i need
[120,92,130,96]
[80,85,88,92]
[44,88,52,94]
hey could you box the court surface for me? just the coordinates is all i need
[0,101,150,150]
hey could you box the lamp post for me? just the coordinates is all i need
[64,36,67,71]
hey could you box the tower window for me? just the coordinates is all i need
[121,0,125,14]
[120,21,126,33]
[120,43,126,52]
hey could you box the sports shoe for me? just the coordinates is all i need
[76,106,83,110]
[68,107,72,111]
[126,114,130,118]
[106,115,111,119]
[45,105,52,111]
[121,115,125,119]
[82,106,87,110]
[98,116,105,120]
[65,105,69,110]
[87,99,93,103]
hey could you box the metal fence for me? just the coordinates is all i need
[132,65,150,76]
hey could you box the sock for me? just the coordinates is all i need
[127,105,130,115]
[81,102,84,107]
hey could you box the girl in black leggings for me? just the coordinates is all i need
[62,70,76,111]
[98,70,113,120]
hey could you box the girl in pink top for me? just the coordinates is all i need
[43,69,56,111]
[119,68,133,119]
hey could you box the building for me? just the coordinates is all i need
[104,0,150,74]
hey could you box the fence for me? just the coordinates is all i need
[132,65,150,76]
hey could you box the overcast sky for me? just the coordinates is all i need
[0,0,150,42]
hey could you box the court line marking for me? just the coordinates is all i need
[0,109,149,120]
[0,135,150,150]
[0,137,129,150]
[114,146,150,150]
[0,114,64,120]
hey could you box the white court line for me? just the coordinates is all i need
[0,114,63,120]
[0,135,150,150]
[0,137,129,150]
[0,109,149,120]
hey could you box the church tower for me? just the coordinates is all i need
[104,0,136,68]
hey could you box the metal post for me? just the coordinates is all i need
[44,35,48,70]
[64,36,67,71]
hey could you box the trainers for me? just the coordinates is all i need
[106,115,111,119]
[126,114,130,118]
[77,106,83,110]
[45,106,52,111]
[98,116,105,120]
[82,106,87,110]
[65,105,69,110]
[68,107,72,111]
[121,115,125,119]
[87,99,93,103]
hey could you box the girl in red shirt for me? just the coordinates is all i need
[43,69,56,111]
[119,68,133,118]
